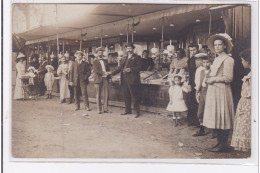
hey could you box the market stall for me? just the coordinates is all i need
[12,4,251,110]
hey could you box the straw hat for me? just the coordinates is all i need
[27,66,36,72]
[194,53,208,59]
[45,65,54,71]
[172,74,184,81]
[95,47,104,53]
[75,50,84,56]
[207,33,233,53]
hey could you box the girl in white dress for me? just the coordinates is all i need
[166,74,189,126]
[14,53,26,100]
[44,65,55,99]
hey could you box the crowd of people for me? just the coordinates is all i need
[13,33,251,153]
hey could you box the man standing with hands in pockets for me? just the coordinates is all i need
[92,47,111,114]
[69,50,92,112]
[109,43,142,118]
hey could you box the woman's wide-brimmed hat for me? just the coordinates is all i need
[45,65,54,71]
[207,33,233,53]
[17,53,26,59]
[16,53,26,62]
[27,66,36,72]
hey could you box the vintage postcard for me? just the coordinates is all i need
[2,0,259,172]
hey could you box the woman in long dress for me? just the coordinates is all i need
[57,56,70,103]
[14,53,26,100]
[231,48,251,152]
[203,33,235,152]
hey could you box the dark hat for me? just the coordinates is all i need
[95,47,104,53]
[125,42,135,48]
[188,42,199,48]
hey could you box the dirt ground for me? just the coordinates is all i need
[12,96,250,159]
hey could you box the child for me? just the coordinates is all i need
[27,66,37,97]
[44,65,55,99]
[182,71,192,110]
[166,74,188,126]
[193,55,211,137]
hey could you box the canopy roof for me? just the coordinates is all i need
[13,4,220,45]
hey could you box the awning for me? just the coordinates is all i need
[14,4,218,45]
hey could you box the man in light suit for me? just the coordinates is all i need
[92,47,111,114]
[110,43,142,118]
[69,51,92,111]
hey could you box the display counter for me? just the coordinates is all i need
[87,71,171,108]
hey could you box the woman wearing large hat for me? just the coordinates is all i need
[14,53,27,100]
[203,33,235,152]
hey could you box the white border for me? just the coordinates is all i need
[3,0,259,173]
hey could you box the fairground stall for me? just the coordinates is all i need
[12,4,251,113]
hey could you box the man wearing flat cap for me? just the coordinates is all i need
[69,50,92,111]
[92,47,111,114]
[109,43,142,118]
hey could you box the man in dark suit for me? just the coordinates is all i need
[37,56,47,96]
[187,42,200,126]
[92,47,111,114]
[69,51,92,111]
[110,43,142,118]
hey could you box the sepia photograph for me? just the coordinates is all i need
[9,2,256,162]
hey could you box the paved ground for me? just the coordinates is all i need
[12,96,250,159]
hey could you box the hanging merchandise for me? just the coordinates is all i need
[50,52,55,59]
[64,51,69,58]
[151,43,158,58]
[117,45,124,67]
[167,40,175,57]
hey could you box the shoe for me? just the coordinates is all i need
[103,110,109,113]
[75,107,80,111]
[85,107,91,111]
[120,112,131,115]
[192,131,206,137]
[60,99,66,103]
[135,113,140,118]
[46,94,49,99]
[49,94,52,99]
[98,111,102,114]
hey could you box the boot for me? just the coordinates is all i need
[217,130,230,153]
[209,130,222,152]
[46,94,50,99]
[49,93,52,99]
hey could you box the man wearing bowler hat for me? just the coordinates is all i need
[110,43,142,118]
[69,50,92,111]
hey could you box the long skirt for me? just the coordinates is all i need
[231,97,251,151]
[203,83,235,129]
[59,75,70,100]
[13,77,24,99]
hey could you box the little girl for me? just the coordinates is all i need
[44,65,55,99]
[27,66,37,97]
[166,74,189,126]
